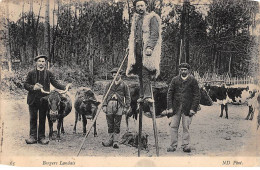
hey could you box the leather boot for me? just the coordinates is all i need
[38,138,49,145]
[183,145,191,153]
[102,133,114,147]
[25,137,37,144]
[167,146,176,152]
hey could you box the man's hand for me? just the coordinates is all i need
[66,83,72,91]
[102,106,107,113]
[145,48,153,56]
[189,110,196,117]
[123,107,130,115]
[33,83,43,90]
[161,108,173,118]
[161,110,167,116]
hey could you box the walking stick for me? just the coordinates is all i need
[76,49,129,156]
[150,84,159,156]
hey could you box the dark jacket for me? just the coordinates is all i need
[103,80,131,108]
[167,75,201,116]
[24,69,66,105]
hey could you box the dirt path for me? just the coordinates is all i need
[1,91,260,157]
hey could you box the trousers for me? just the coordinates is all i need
[138,67,152,99]
[169,112,192,148]
[135,42,152,99]
[106,100,123,134]
[28,101,47,140]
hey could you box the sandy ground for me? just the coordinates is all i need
[1,90,260,158]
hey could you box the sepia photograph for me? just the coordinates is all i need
[0,0,260,167]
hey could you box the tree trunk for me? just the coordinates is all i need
[110,29,114,65]
[21,0,26,64]
[175,40,181,76]
[89,38,94,75]
[89,55,94,85]
[30,0,36,62]
[212,44,217,73]
[228,55,232,76]
[51,0,56,64]
[5,0,12,72]
[179,1,186,63]
[34,0,43,57]
[218,51,221,73]
[126,0,131,33]
[44,0,50,67]
[184,0,190,63]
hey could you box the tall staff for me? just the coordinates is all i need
[76,49,129,156]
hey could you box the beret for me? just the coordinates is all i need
[34,55,48,61]
[179,63,191,69]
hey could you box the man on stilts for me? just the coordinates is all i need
[126,0,162,156]
[126,0,162,112]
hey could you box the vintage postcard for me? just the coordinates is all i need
[0,0,260,167]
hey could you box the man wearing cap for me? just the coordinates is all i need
[162,63,200,153]
[102,67,131,148]
[24,55,71,145]
[126,0,162,110]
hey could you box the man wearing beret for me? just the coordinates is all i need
[24,55,71,145]
[126,0,162,113]
[163,63,200,153]
[102,67,131,148]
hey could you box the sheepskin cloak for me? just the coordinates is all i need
[126,11,162,78]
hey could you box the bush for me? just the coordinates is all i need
[0,65,95,97]
[50,64,94,87]
[0,69,29,97]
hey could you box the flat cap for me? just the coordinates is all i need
[179,63,191,69]
[133,0,148,6]
[110,67,123,74]
[34,55,48,61]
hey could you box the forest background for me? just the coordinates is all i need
[0,0,259,94]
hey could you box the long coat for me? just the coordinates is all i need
[24,69,66,105]
[167,75,201,116]
[126,11,162,78]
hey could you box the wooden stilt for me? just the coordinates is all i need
[138,68,144,157]
[150,84,159,157]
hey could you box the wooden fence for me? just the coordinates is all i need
[193,71,258,86]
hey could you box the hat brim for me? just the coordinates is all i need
[179,66,190,69]
[34,56,48,61]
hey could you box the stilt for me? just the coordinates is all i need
[150,84,159,157]
[138,67,144,157]
[138,101,143,157]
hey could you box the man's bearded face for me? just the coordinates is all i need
[136,1,147,15]
[179,68,189,77]
[36,58,46,71]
